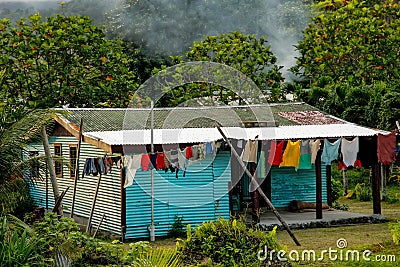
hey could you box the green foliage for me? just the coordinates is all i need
[168,214,186,238]
[332,201,349,211]
[354,183,372,202]
[0,14,137,109]
[0,109,56,216]
[177,217,280,266]
[331,178,342,202]
[0,215,48,266]
[293,0,400,86]
[389,220,400,245]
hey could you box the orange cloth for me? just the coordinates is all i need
[280,140,301,168]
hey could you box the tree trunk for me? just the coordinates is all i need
[41,126,63,216]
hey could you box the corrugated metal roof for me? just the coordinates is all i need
[55,102,328,131]
[83,124,385,145]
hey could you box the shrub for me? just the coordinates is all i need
[389,221,400,245]
[354,183,372,202]
[0,215,48,266]
[177,217,281,267]
[168,214,186,238]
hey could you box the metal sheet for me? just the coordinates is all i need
[84,124,385,145]
[125,151,231,239]
[28,136,122,235]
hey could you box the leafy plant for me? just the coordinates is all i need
[354,183,372,202]
[177,217,280,266]
[332,201,349,211]
[168,214,186,238]
[0,215,48,266]
[135,247,182,267]
[389,221,400,245]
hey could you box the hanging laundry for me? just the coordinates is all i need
[280,140,301,168]
[268,140,285,166]
[98,157,106,175]
[231,139,245,186]
[124,154,141,188]
[178,148,187,177]
[141,153,151,171]
[256,150,267,178]
[191,145,199,160]
[197,143,206,160]
[237,139,243,149]
[241,139,258,163]
[358,136,377,168]
[377,131,396,165]
[298,140,312,170]
[341,137,359,168]
[164,150,172,171]
[205,141,214,154]
[90,158,99,176]
[149,153,157,169]
[185,146,193,159]
[310,139,321,164]
[156,152,166,170]
[321,138,341,165]
[82,158,91,178]
[215,141,222,153]
[170,150,179,168]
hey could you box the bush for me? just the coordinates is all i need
[177,217,281,267]
[389,221,400,245]
[0,215,48,266]
[354,183,372,202]
[331,178,342,202]
[168,214,186,238]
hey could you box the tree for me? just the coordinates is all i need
[0,108,55,216]
[292,0,400,85]
[0,14,137,109]
[155,31,284,106]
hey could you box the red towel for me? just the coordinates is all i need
[141,153,150,171]
[268,140,285,166]
[377,131,396,165]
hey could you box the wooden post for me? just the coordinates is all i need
[372,163,381,215]
[315,150,323,219]
[326,165,332,206]
[381,163,387,201]
[342,169,348,196]
[121,165,126,242]
[86,160,102,233]
[41,126,63,216]
[70,118,83,218]
[217,126,301,246]
[251,162,260,223]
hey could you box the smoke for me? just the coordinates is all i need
[0,0,311,79]
[107,0,311,80]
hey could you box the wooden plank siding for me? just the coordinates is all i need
[29,136,122,235]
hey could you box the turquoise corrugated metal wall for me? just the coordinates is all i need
[271,164,327,208]
[29,136,122,235]
[125,151,231,239]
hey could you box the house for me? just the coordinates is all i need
[28,102,387,240]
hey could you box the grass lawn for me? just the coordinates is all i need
[274,188,400,266]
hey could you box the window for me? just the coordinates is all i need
[28,151,40,179]
[54,143,62,177]
[69,145,77,179]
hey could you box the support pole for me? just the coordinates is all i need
[86,164,102,233]
[150,100,155,242]
[70,118,83,218]
[315,150,323,219]
[381,163,387,201]
[41,126,63,216]
[372,163,381,215]
[326,165,332,207]
[342,169,348,196]
[217,126,301,246]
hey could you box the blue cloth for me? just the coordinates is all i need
[205,142,213,154]
[321,138,341,165]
